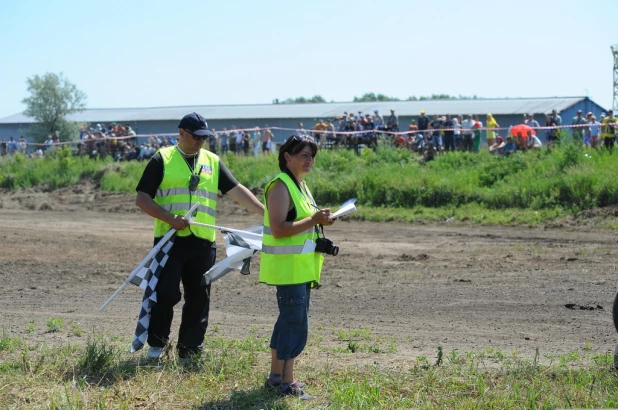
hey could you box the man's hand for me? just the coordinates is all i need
[168,214,190,231]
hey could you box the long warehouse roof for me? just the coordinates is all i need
[0,97,591,124]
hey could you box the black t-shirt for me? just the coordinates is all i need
[430,120,443,136]
[136,150,239,247]
[443,120,454,137]
[417,116,430,131]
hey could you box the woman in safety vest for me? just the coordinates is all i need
[259,135,336,399]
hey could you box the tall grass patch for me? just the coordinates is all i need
[3,143,618,225]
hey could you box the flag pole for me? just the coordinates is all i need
[99,202,199,311]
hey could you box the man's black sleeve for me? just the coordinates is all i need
[218,160,239,194]
[135,153,164,198]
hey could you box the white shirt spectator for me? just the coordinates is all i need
[526,119,540,129]
[462,119,475,135]
[529,134,543,148]
[373,113,384,127]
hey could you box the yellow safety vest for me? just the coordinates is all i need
[259,172,324,287]
[153,146,219,241]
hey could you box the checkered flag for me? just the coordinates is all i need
[130,235,175,353]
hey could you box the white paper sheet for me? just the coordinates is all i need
[329,202,357,220]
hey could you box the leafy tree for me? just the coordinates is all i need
[353,93,400,102]
[273,95,326,104]
[21,72,87,142]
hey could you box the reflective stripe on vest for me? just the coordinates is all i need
[153,146,220,241]
[259,172,323,287]
[159,202,217,218]
[261,244,306,255]
[262,226,315,237]
[157,188,218,201]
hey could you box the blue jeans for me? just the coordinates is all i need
[270,283,311,360]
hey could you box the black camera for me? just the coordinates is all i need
[315,237,339,256]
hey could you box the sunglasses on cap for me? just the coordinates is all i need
[185,129,207,141]
[286,134,315,144]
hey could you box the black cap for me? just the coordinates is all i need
[178,112,214,137]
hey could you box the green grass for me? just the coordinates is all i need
[3,143,618,226]
[46,317,64,333]
[1,328,617,409]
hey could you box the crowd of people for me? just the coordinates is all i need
[320,108,618,160]
[2,108,616,162]
[0,136,29,156]
[206,126,274,157]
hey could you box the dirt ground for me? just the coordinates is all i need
[1,182,617,362]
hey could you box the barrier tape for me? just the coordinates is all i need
[18,122,609,148]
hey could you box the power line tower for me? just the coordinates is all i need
[613,45,618,110]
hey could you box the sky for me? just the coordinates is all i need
[1,0,617,118]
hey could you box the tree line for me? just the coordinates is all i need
[273,92,480,104]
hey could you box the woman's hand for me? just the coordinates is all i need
[312,208,334,225]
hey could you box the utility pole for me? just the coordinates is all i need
[612,45,618,110]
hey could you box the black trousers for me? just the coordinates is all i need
[147,242,216,356]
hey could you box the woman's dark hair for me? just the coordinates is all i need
[278,135,318,172]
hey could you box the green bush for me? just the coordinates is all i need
[2,144,618,216]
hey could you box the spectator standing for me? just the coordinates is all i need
[589,115,600,149]
[571,110,587,144]
[373,109,384,129]
[602,109,617,150]
[18,137,27,155]
[253,127,261,156]
[220,128,229,155]
[486,114,499,151]
[429,114,443,149]
[386,109,399,131]
[262,125,274,155]
[228,126,237,155]
[326,120,335,145]
[453,118,462,150]
[472,115,483,153]
[545,113,559,147]
[364,114,376,147]
[442,115,455,152]
[417,110,430,133]
[242,131,251,156]
[235,128,244,155]
[525,113,540,130]
[551,109,562,127]
[296,123,307,136]
[461,114,474,152]
[0,139,7,155]
[7,137,17,154]
[209,128,219,154]
[312,120,324,146]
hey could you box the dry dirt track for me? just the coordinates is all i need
[1,187,617,362]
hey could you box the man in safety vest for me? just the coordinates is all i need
[135,112,264,359]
